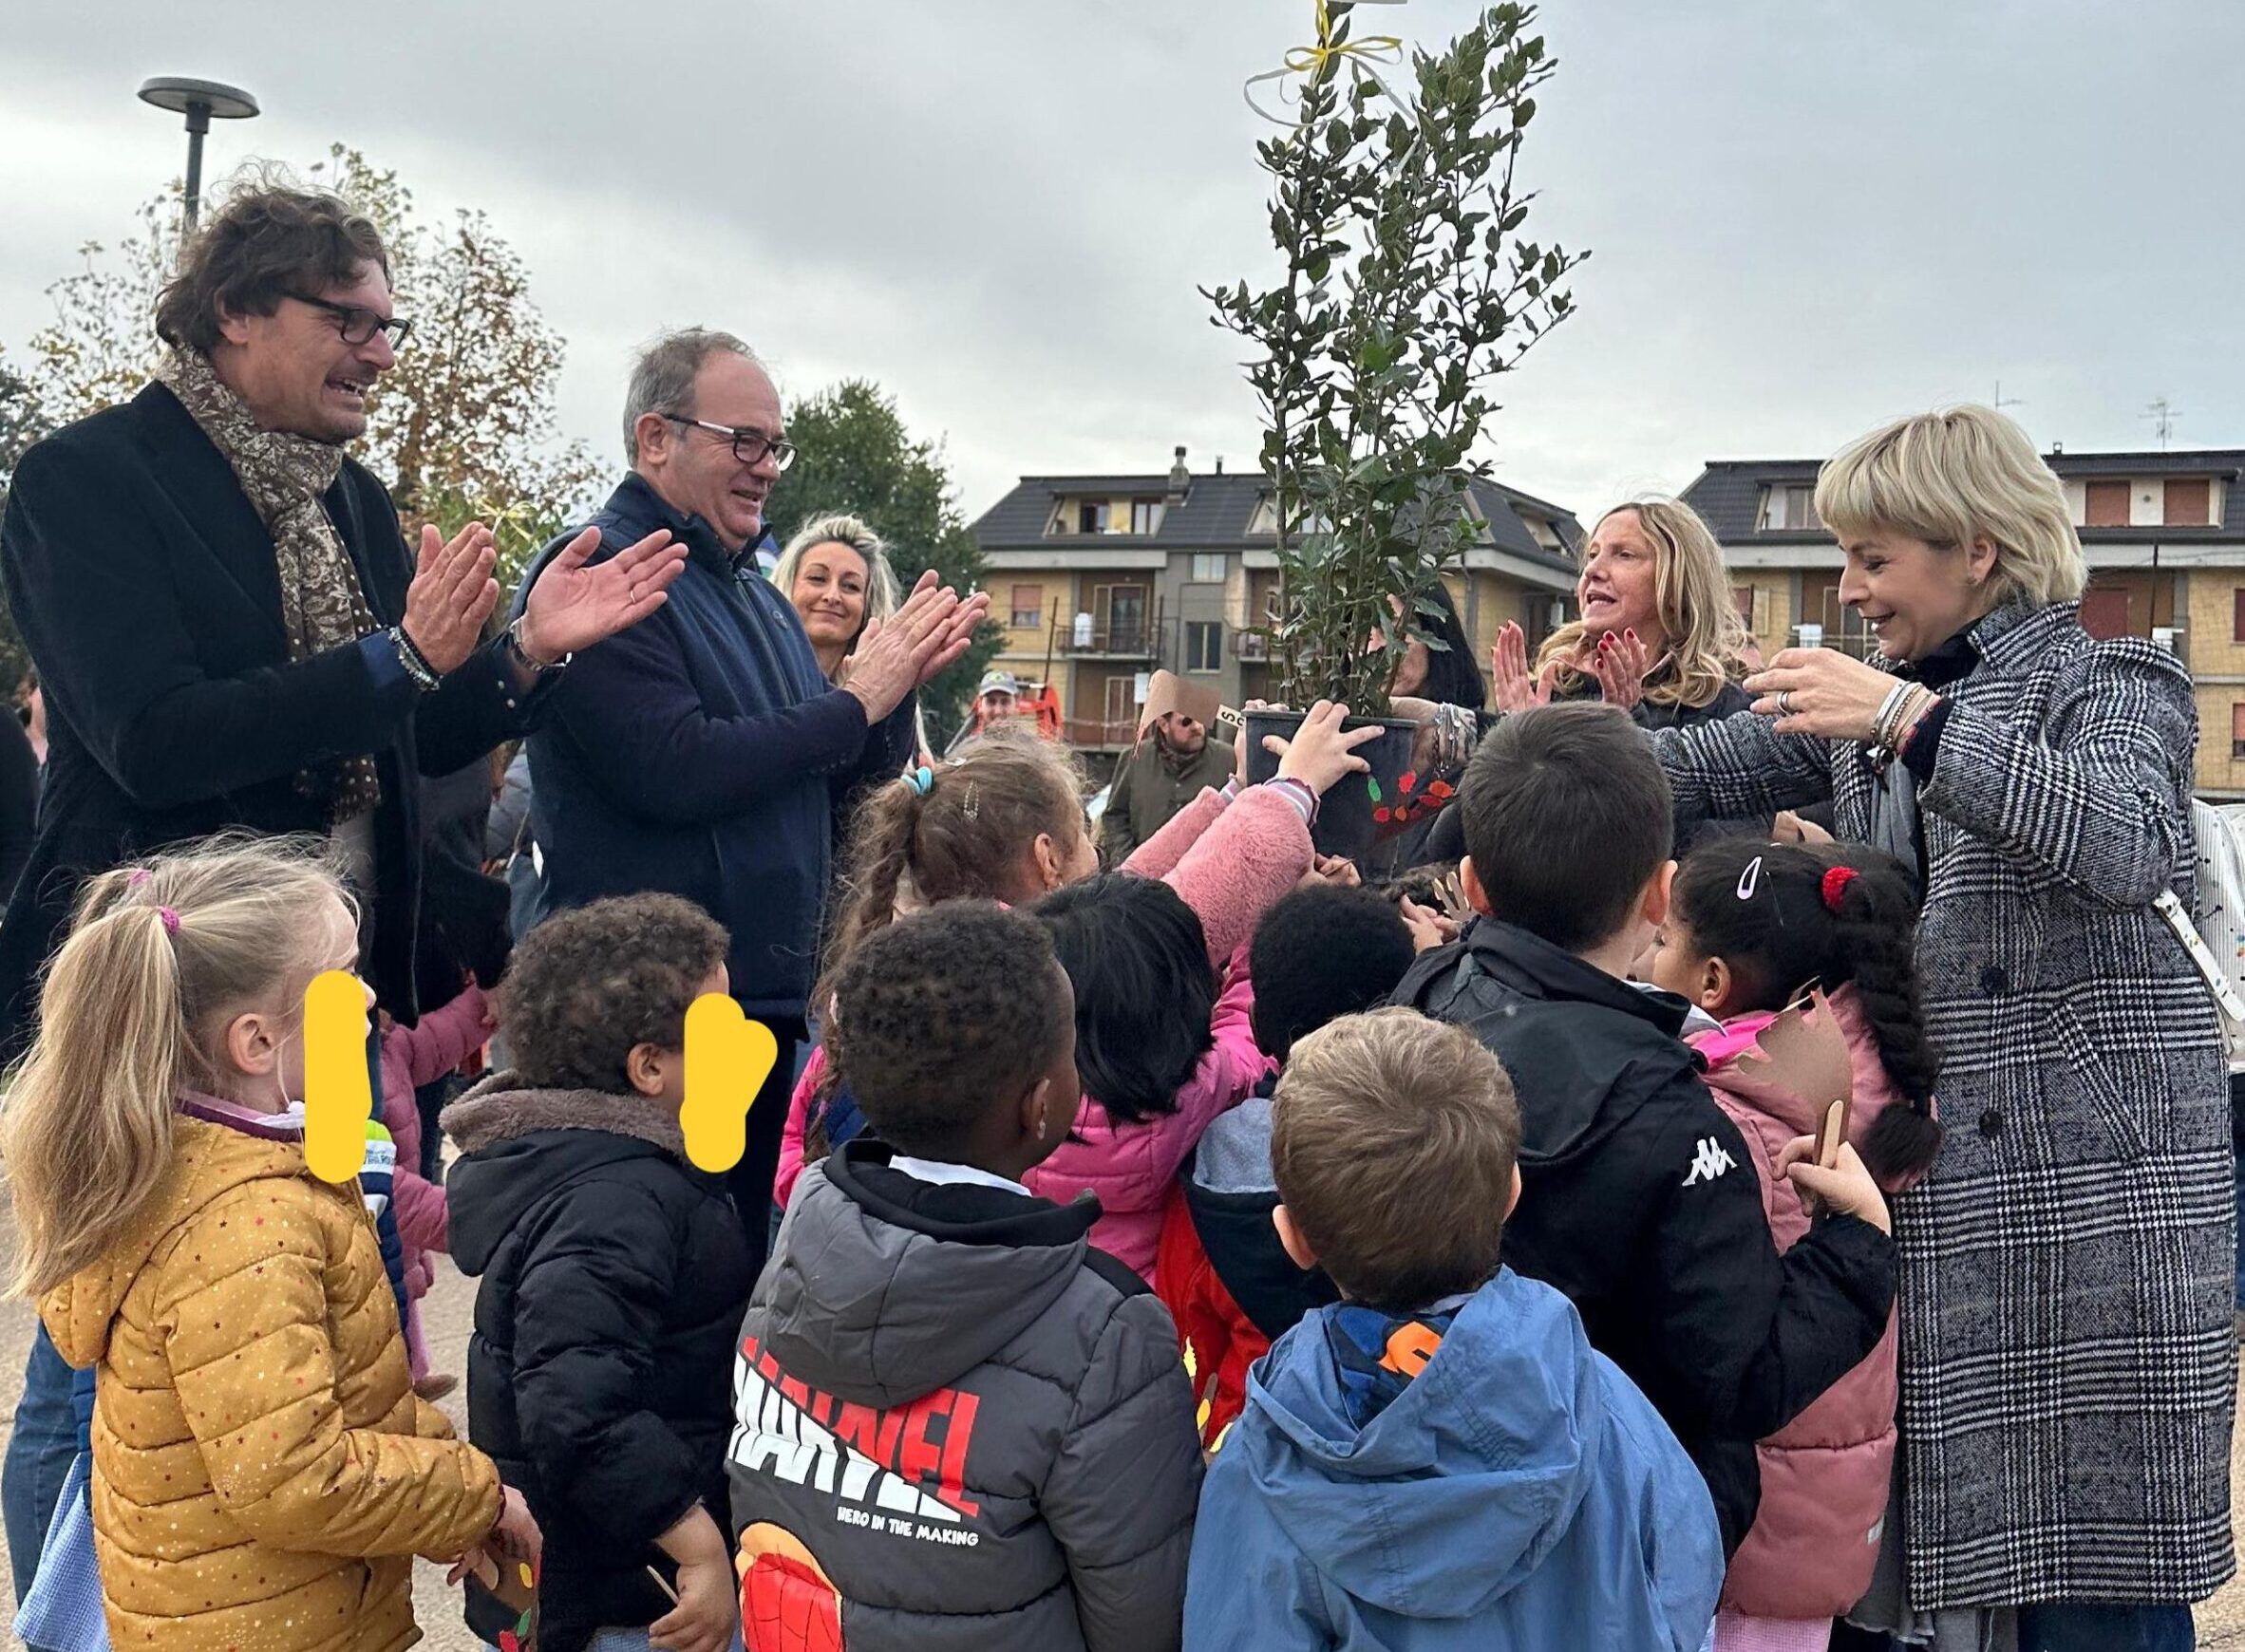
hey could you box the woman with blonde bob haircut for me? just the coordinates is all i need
[1652,405,2230,1645]
[1489,497,1753,731]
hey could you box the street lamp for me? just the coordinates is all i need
[136,76,259,231]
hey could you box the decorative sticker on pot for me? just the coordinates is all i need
[1370,770,1457,839]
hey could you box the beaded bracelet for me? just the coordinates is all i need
[388,627,440,692]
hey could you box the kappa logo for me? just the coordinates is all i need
[730,1336,983,1544]
[1683,1136,1737,1186]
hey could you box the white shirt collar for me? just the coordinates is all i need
[884,1154,1033,1199]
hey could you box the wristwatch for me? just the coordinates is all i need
[502,617,571,675]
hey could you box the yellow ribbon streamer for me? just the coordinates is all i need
[1244,0,1407,125]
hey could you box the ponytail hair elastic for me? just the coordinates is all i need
[904,765,934,798]
[1821,866,1859,913]
[124,868,152,888]
[157,907,179,936]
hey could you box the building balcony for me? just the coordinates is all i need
[1056,614,1173,662]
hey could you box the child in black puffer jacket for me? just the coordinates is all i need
[444,893,753,1652]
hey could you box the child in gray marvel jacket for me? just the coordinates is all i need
[728,902,1201,1652]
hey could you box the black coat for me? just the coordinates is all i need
[443,1080,755,1652]
[0,383,543,1045]
[1390,917,1896,1556]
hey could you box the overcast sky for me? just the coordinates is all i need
[4,0,2238,529]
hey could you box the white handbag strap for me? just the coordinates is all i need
[2155,890,2245,1022]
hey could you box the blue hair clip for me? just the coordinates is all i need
[905,765,934,797]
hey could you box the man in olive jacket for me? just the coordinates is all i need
[1099,708,1234,865]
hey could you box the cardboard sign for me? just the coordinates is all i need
[1729,987,1854,1123]
[1136,669,1225,738]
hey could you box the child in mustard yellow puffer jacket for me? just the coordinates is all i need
[2,838,539,1652]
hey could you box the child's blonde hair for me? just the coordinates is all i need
[3,835,353,1298]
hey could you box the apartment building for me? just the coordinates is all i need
[972,447,1585,767]
[1682,447,2245,797]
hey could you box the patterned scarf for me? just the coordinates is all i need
[158,348,383,822]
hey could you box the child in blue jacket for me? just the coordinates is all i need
[1184,1008,1721,1652]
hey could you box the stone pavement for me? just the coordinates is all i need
[0,1255,2237,1649]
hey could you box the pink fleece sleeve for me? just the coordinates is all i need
[385,985,493,1089]
[1179,948,1273,1144]
[1158,787,1314,967]
[1120,785,1229,882]
[379,1054,449,1257]
[774,1046,826,1209]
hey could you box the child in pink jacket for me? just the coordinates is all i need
[774,704,1379,1239]
[378,979,496,1388]
[1648,838,1942,1652]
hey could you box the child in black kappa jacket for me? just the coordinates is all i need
[1390,703,1898,1558]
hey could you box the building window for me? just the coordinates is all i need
[2084,479,2130,528]
[1731,585,1755,624]
[1757,483,1819,532]
[1078,501,1110,535]
[2233,588,2245,644]
[1009,585,1044,629]
[1131,499,1164,535]
[2165,477,2212,527]
[1190,552,1226,583]
[2233,704,2245,760]
[1185,621,1223,673]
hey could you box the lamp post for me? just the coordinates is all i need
[136,77,259,231]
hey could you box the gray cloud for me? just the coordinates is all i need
[5,0,2241,528]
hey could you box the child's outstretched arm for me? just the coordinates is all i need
[384,983,495,1090]
[1044,1294,1204,1652]
[1119,782,1228,885]
[1159,787,1314,968]
[162,1183,501,1560]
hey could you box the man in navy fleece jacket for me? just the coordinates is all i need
[515,328,984,1265]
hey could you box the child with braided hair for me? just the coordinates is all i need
[1647,837,1943,1652]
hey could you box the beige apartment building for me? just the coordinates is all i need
[971,448,1586,773]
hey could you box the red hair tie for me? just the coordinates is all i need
[1820,866,1858,913]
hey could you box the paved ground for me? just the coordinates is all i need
[0,1256,2236,1649]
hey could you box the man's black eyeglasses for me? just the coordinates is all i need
[665,415,798,471]
[286,291,414,349]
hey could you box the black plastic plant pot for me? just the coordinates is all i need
[1241,708,1434,862]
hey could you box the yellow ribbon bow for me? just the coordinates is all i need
[1245,0,1407,124]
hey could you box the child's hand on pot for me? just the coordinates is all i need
[1267,700,1383,796]
[1235,699,1270,785]
[1298,854,1362,891]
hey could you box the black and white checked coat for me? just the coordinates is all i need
[1653,599,2236,1610]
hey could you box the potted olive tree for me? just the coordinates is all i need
[1206,0,1583,856]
